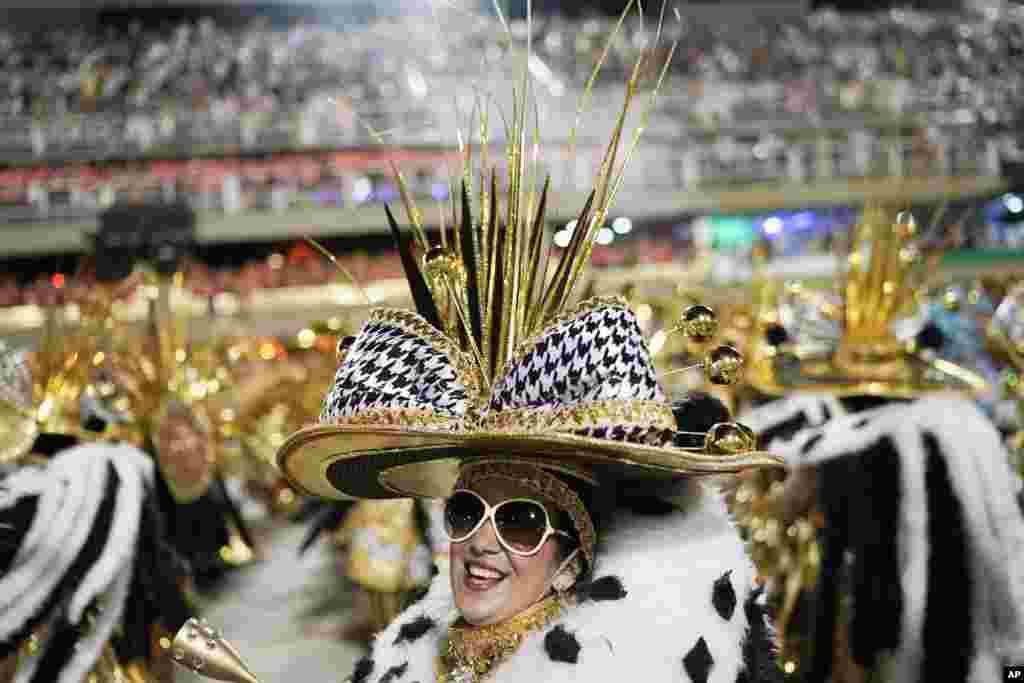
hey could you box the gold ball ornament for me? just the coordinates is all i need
[423,247,461,280]
[704,422,757,455]
[704,345,744,385]
[681,304,719,343]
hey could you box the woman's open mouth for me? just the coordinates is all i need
[463,560,507,591]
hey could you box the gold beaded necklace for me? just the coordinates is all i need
[437,595,564,683]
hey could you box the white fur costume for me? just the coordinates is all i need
[0,442,155,683]
[349,483,774,683]
[741,393,1024,683]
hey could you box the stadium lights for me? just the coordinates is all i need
[612,217,633,234]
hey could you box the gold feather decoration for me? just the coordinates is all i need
[386,0,677,388]
[748,204,991,398]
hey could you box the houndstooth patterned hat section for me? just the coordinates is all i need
[319,308,477,425]
[316,298,675,445]
[489,300,664,410]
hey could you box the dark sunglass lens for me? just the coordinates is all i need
[445,491,485,538]
[494,501,548,551]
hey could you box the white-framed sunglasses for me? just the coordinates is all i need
[443,489,573,557]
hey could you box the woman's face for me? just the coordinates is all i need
[449,477,566,626]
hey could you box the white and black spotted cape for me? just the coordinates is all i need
[742,393,1024,683]
[347,482,780,683]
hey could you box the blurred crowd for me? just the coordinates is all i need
[0,228,686,308]
[1,7,1023,161]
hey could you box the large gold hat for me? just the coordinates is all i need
[748,205,991,399]
[276,28,782,500]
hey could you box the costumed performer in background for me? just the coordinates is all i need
[732,206,1024,682]
[0,314,193,683]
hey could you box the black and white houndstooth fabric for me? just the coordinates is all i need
[320,316,471,423]
[319,300,664,433]
[488,303,664,411]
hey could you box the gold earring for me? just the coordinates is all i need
[552,558,581,594]
[552,573,574,594]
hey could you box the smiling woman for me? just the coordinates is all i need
[445,468,585,628]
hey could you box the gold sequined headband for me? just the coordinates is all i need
[455,461,596,571]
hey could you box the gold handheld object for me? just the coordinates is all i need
[167,618,260,683]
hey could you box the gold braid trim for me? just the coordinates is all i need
[479,399,675,435]
[439,594,563,683]
[454,462,596,570]
[325,407,465,431]
[323,400,673,440]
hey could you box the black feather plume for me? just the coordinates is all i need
[459,181,483,345]
[385,204,443,330]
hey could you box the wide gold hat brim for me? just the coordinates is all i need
[276,424,785,501]
[747,345,992,400]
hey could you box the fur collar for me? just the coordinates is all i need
[350,484,774,683]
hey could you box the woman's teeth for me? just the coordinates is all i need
[466,563,504,580]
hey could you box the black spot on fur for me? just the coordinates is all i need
[683,637,714,683]
[576,575,627,603]
[840,395,907,413]
[853,418,870,429]
[379,662,408,683]
[544,625,581,663]
[920,432,972,683]
[736,586,783,683]
[712,571,737,621]
[394,615,435,645]
[800,432,824,455]
[351,656,373,683]
[758,413,812,446]
[430,563,440,577]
